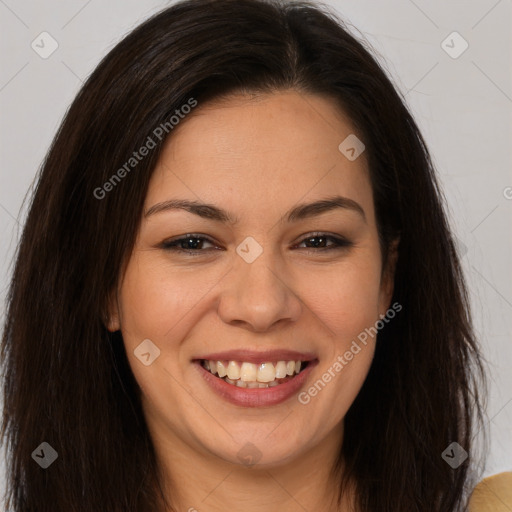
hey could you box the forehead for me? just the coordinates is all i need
[146,91,374,223]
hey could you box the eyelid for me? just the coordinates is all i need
[292,231,351,245]
[160,233,219,249]
[160,231,353,254]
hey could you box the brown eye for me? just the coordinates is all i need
[296,233,352,251]
[161,234,219,253]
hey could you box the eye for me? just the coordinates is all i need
[160,234,220,254]
[159,232,352,256]
[294,232,353,252]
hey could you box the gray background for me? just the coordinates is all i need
[1,0,511,498]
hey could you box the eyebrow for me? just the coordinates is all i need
[144,195,366,224]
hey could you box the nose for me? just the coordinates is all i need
[217,251,302,333]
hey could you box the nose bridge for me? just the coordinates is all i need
[217,242,302,331]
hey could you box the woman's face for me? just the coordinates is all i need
[109,91,396,468]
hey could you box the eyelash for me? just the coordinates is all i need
[160,232,353,255]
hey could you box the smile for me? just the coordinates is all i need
[200,359,308,388]
[193,349,317,407]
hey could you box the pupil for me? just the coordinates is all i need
[307,236,325,248]
[184,238,201,249]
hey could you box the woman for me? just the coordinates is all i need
[1,0,489,510]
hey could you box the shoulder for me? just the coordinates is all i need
[469,472,512,512]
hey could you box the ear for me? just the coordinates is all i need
[378,236,400,315]
[105,289,121,332]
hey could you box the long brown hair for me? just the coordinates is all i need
[1,1,486,510]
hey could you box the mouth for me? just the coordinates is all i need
[199,359,310,388]
[192,350,317,407]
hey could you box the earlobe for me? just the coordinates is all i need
[106,315,120,332]
[105,291,121,332]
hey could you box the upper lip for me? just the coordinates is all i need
[193,349,317,364]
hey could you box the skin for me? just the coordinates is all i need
[108,90,398,511]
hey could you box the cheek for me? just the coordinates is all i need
[118,253,216,343]
[294,260,381,424]
[116,252,224,403]
[116,255,208,417]
[294,257,383,343]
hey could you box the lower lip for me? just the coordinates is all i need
[194,361,317,408]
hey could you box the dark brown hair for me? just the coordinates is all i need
[1,0,486,510]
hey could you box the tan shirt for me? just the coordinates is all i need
[469,472,512,511]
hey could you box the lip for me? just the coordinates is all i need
[193,358,318,408]
[192,349,317,365]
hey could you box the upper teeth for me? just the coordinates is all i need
[203,360,303,383]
